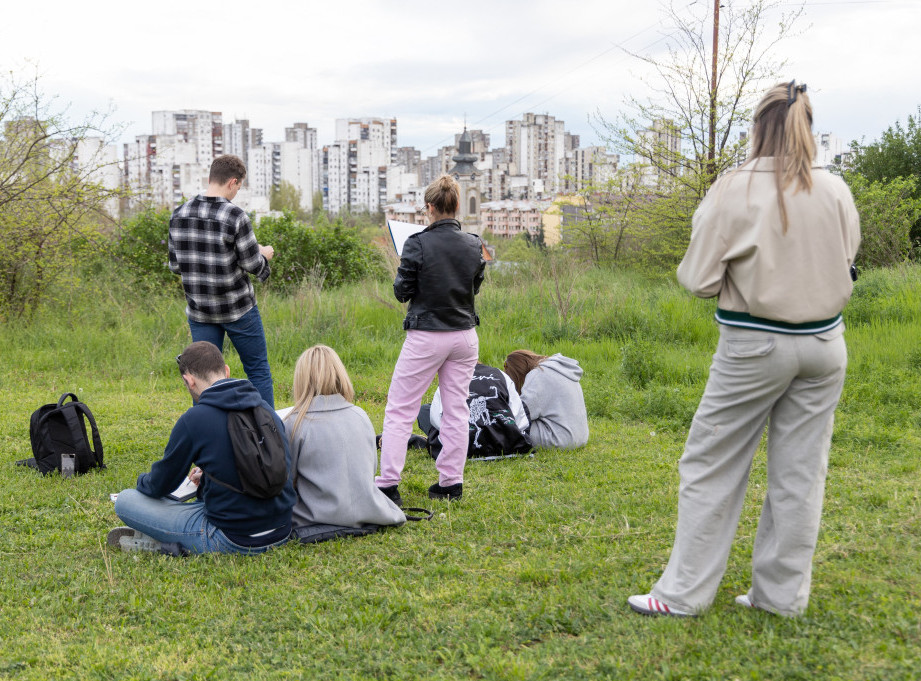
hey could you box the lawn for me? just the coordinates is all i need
[0,265,918,680]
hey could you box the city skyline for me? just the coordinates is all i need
[3,1,920,155]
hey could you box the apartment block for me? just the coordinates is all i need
[479,199,545,238]
[506,113,567,195]
[286,122,320,197]
[562,146,619,192]
[638,118,681,187]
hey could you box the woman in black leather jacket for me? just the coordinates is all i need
[374,175,486,503]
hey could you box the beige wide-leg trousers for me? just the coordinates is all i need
[651,323,847,616]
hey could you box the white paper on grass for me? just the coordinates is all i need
[387,220,425,255]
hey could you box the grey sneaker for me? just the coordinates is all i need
[106,526,162,553]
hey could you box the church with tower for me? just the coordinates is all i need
[448,128,481,234]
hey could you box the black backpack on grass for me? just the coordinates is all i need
[24,393,105,475]
[204,406,289,499]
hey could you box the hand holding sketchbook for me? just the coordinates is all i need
[168,477,199,502]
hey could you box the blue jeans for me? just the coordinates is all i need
[114,489,289,555]
[188,305,274,407]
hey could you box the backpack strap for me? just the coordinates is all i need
[59,404,96,472]
[57,393,80,408]
[402,507,434,522]
[73,402,105,469]
[202,469,247,496]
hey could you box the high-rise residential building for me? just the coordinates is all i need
[285,122,320,197]
[505,113,568,195]
[123,110,226,209]
[394,146,421,175]
[322,142,349,214]
[562,146,619,192]
[248,143,281,199]
[223,119,252,167]
[72,137,122,217]
[323,118,397,213]
[152,110,223,166]
[278,141,316,211]
[335,118,397,166]
[637,118,681,187]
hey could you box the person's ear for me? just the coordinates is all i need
[182,373,196,391]
[223,364,230,379]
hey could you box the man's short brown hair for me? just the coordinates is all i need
[177,341,226,379]
[209,155,246,185]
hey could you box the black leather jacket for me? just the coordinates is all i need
[393,219,486,331]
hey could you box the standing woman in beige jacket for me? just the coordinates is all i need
[629,81,861,618]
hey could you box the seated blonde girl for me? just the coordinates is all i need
[285,345,405,530]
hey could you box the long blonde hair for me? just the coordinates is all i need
[285,344,355,442]
[745,80,816,233]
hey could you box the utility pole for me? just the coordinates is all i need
[708,0,720,180]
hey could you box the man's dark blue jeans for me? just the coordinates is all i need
[188,305,274,407]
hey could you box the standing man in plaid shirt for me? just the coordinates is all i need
[168,155,278,407]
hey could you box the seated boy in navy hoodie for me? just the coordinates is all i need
[108,341,295,555]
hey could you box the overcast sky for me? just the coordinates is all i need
[2,0,919,155]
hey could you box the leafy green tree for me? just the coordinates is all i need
[0,69,122,318]
[845,174,921,268]
[311,190,325,219]
[589,0,802,271]
[599,0,802,198]
[847,107,921,244]
[269,181,304,217]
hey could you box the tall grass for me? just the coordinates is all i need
[0,263,919,679]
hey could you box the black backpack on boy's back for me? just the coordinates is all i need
[24,393,105,475]
[204,405,288,499]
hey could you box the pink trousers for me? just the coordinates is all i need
[376,329,478,487]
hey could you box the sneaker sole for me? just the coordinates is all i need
[106,527,162,553]
[428,492,461,501]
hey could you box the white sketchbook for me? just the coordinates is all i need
[167,477,199,502]
[387,220,425,255]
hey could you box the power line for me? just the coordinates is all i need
[418,21,670,155]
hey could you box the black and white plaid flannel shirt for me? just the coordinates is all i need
[168,195,270,324]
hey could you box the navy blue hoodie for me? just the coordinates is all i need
[136,378,295,536]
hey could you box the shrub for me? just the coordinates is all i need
[845,173,921,268]
[114,207,178,290]
[255,212,385,292]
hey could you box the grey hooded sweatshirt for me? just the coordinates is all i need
[286,395,405,529]
[520,354,589,449]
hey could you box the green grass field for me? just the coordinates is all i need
[0,264,919,680]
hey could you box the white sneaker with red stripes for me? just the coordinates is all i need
[627,594,695,617]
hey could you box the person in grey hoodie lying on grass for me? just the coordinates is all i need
[503,350,589,449]
[283,345,405,533]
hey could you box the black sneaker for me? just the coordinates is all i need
[428,482,462,501]
[378,485,402,507]
[407,434,429,450]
